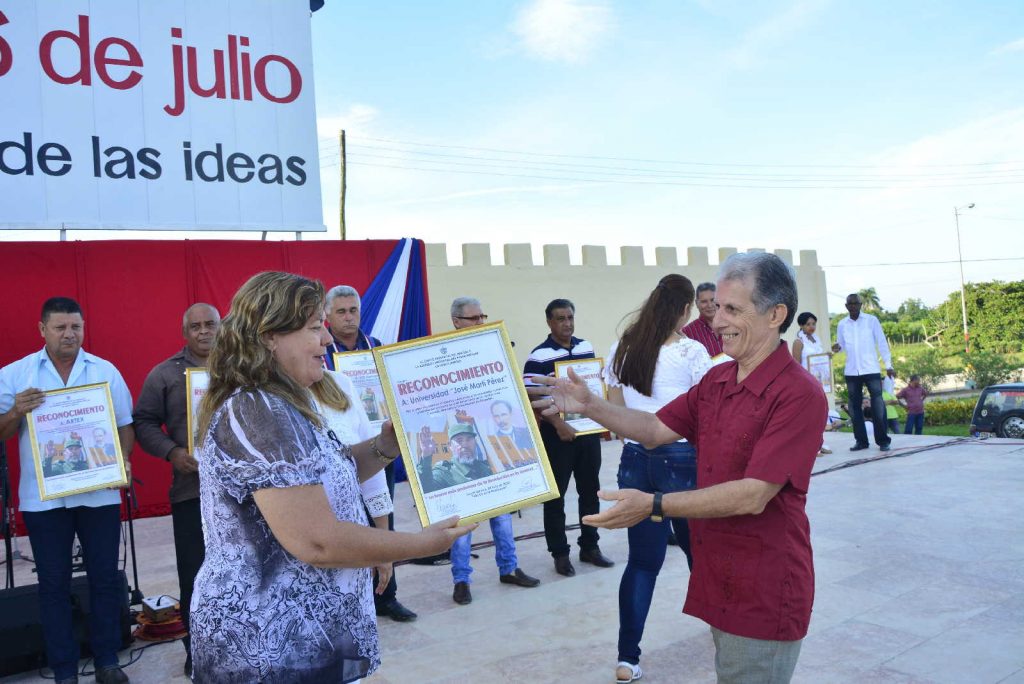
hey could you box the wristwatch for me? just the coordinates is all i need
[650,492,664,523]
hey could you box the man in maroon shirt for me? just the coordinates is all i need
[534,253,826,683]
[682,282,724,357]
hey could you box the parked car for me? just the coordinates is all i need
[971,383,1024,438]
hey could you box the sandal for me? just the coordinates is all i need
[615,661,642,683]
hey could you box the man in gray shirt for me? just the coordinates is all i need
[133,303,220,678]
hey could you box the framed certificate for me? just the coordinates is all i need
[185,368,210,454]
[554,358,608,436]
[26,382,128,500]
[806,353,834,395]
[373,322,558,526]
[332,350,390,432]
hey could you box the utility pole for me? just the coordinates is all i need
[953,203,974,354]
[339,129,347,240]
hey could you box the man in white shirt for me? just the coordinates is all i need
[832,294,895,452]
[0,297,135,684]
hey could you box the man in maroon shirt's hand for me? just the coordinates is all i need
[532,253,826,684]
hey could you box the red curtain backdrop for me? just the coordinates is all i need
[0,239,421,529]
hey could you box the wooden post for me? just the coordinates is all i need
[339,129,347,240]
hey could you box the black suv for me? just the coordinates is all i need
[971,383,1024,438]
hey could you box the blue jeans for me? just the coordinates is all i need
[845,373,890,448]
[904,413,925,435]
[22,504,124,679]
[616,442,697,665]
[451,513,518,584]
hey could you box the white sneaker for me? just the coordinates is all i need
[616,661,642,683]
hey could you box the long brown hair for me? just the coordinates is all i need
[197,271,327,440]
[310,371,352,412]
[611,274,696,397]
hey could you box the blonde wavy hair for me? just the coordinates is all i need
[310,372,351,413]
[197,271,328,439]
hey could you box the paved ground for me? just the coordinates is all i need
[3,431,1023,683]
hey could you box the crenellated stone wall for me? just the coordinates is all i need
[425,244,829,370]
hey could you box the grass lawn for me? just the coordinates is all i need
[837,424,971,437]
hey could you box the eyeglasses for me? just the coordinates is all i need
[454,314,489,322]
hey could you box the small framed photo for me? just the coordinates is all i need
[185,368,210,454]
[805,353,834,395]
[554,358,608,436]
[332,350,391,432]
[26,382,128,500]
[373,322,559,526]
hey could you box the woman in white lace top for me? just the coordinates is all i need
[791,312,832,456]
[602,274,712,684]
[312,370,395,597]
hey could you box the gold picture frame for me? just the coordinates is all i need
[805,353,834,395]
[373,322,558,526]
[26,382,128,500]
[332,350,390,432]
[185,368,210,455]
[554,357,608,436]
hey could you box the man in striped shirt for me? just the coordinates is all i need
[524,298,614,577]
[682,282,724,357]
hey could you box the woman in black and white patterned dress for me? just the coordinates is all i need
[189,271,472,683]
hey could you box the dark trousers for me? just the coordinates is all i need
[171,498,205,656]
[541,431,601,558]
[905,413,925,435]
[22,504,123,679]
[845,373,890,448]
[371,462,398,607]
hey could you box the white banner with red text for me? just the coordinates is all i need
[0,0,324,232]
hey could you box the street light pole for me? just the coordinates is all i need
[953,203,975,354]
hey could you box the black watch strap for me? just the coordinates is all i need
[651,491,664,522]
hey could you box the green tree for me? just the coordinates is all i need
[896,298,930,320]
[961,350,1020,388]
[893,347,948,390]
[935,280,1024,353]
[858,287,882,312]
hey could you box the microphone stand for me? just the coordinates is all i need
[1,442,14,589]
[123,477,144,605]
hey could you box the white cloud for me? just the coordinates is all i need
[861,107,1024,202]
[510,0,613,64]
[991,37,1024,55]
[728,0,829,69]
[316,104,379,139]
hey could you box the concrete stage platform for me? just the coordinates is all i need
[2,432,1022,683]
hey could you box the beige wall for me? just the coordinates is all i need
[425,243,830,369]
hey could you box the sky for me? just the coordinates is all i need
[4,0,1023,313]
[307,0,1024,312]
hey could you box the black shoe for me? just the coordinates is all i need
[554,555,576,577]
[580,547,615,568]
[376,599,418,622]
[453,581,472,605]
[849,443,870,452]
[879,444,892,452]
[184,653,192,679]
[499,568,541,587]
[95,666,129,684]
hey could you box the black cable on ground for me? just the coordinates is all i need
[812,435,1024,477]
